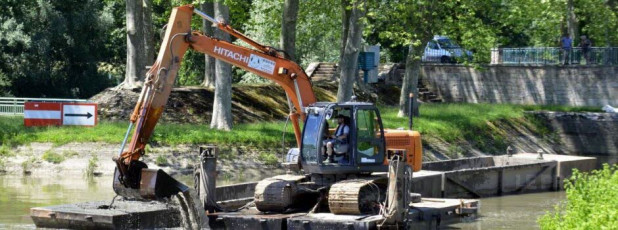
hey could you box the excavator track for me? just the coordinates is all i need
[254,175,307,212]
[328,179,386,215]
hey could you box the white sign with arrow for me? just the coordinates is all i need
[62,104,97,126]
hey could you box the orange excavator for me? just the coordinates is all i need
[113,4,423,215]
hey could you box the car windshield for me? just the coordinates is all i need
[437,39,460,49]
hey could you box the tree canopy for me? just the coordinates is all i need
[0,0,616,98]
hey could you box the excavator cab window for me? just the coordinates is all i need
[301,111,322,163]
[355,108,385,165]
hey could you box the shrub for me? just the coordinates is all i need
[42,150,65,164]
[63,150,79,158]
[85,155,99,176]
[155,155,168,166]
[538,164,618,229]
[0,158,6,172]
[0,145,13,157]
[21,157,37,174]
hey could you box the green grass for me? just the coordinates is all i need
[538,164,618,229]
[155,155,168,166]
[0,103,601,153]
[257,152,279,166]
[42,150,65,164]
[0,116,294,148]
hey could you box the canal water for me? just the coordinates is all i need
[0,155,614,229]
[0,174,565,230]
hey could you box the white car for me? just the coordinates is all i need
[422,36,473,63]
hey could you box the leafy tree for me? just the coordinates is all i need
[0,0,115,98]
[241,0,341,67]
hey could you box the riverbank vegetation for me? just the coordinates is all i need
[538,163,618,229]
[0,103,599,153]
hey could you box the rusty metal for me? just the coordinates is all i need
[253,174,306,212]
[113,168,189,200]
[328,179,384,215]
[30,201,181,229]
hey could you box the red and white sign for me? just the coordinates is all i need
[24,102,97,127]
[24,102,62,126]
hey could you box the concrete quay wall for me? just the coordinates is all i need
[420,65,618,107]
[411,154,596,198]
[215,154,596,202]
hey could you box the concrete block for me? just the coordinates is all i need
[411,170,443,197]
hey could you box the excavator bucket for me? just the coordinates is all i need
[113,167,189,200]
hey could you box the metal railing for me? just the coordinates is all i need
[0,97,89,116]
[492,47,618,65]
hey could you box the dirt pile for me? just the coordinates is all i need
[90,83,340,123]
[90,81,402,124]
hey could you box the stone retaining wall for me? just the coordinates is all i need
[421,64,618,107]
[528,111,618,156]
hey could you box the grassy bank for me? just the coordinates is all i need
[0,103,601,152]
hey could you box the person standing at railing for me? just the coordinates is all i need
[580,35,592,65]
[560,34,573,65]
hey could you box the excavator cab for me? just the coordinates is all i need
[299,102,388,175]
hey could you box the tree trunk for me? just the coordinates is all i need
[210,2,233,130]
[280,0,299,61]
[566,0,578,40]
[398,43,422,117]
[201,1,216,88]
[123,0,146,88]
[339,0,352,63]
[143,0,154,65]
[336,0,363,102]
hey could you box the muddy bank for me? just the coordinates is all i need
[0,142,285,184]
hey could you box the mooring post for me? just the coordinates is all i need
[537,149,544,160]
[198,146,218,212]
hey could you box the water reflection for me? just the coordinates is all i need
[449,192,566,230]
[0,174,115,228]
[0,155,613,229]
[0,168,283,228]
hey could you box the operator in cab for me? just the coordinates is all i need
[323,114,350,163]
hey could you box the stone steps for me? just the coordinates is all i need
[307,62,443,103]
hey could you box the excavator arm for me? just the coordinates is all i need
[114,5,316,197]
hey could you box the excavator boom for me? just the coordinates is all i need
[114,5,316,199]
